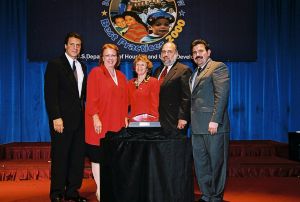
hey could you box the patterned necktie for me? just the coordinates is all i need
[159,67,168,80]
[73,60,78,83]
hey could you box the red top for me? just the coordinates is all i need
[128,77,160,120]
[85,65,128,146]
[124,23,148,42]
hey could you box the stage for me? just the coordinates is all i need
[1,140,299,180]
[1,140,300,201]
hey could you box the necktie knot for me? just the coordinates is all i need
[197,67,204,76]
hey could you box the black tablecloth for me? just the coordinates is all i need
[100,128,194,202]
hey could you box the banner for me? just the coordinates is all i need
[28,0,256,61]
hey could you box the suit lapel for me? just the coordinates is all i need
[161,63,177,85]
[192,60,211,93]
[79,61,86,98]
[61,55,79,97]
[189,69,197,92]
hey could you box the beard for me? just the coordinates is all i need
[163,60,174,67]
[162,56,177,67]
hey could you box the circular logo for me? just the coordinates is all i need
[109,0,177,44]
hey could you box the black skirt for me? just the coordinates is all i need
[85,143,102,163]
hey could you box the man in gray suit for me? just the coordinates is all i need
[190,39,230,202]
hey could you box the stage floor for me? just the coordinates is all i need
[0,177,300,202]
[1,141,300,201]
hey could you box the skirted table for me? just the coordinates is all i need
[100,127,194,202]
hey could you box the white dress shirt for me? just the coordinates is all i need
[65,53,84,97]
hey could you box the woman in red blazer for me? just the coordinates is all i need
[85,44,128,201]
[128,54,160,121]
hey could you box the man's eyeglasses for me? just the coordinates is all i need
[161,50,174,55]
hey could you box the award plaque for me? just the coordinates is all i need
[129,114,161,128]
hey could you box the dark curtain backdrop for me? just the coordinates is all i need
[0,0,299,144]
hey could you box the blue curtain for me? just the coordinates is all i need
[0,0,299,144]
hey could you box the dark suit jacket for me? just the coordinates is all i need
[154,61,192,135]
[189,59,230,134]
[44,55,87,131]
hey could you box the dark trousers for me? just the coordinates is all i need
[50,122,85,199]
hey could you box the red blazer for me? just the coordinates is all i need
[85,65,128,145]
[128,77,160,120]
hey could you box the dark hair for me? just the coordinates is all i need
[64,32,83,47]
[191,39,210,51]
[122,11,147,29]
[99,44,121,68]
[147,10,175,26]
[167,6,175,12]
[112,14,124,23]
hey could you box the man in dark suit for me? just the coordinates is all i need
[190,39,230,202]
[44,32,87,202]
[154,42,191,136]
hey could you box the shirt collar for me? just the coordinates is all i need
[198,58,211,70]
[65,52,77,67]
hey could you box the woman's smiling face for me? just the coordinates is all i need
[135,60,148,76]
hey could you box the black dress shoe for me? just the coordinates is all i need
[64,196,88,202]
[51,196,64,202]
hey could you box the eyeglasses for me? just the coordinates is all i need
[103,54,117,58]
[161,50,174,55]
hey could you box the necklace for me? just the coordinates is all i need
[134,75,150,89]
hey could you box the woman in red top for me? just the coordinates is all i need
[85,44,128,201]
[128,54,160,121]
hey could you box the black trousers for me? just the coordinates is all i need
[50,122,85,199]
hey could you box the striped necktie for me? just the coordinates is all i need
[159,67,168,80]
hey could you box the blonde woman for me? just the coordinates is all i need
[128,54,159,121]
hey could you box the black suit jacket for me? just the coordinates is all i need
[44,55,87,131]
[154,61,192,135]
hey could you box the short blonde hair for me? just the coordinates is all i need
[133,54,153,70]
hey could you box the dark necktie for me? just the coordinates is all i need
[73,60,78,83]
[191,67,203,90]
[197,59,210,76]
[197,67,204,76]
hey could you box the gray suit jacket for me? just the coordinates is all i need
[189,59,230,134]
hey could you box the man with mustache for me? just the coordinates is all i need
[154,42,192,136]
[190,39,230,202]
